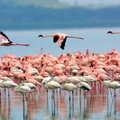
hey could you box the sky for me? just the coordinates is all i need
[59,0,120,6]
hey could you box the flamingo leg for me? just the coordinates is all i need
[8,88,10,97]
[69,91,71,101]
[114,89,116,115]
[21,93,26,120]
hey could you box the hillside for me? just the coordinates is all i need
[0,1,120,30]
[0,0,70,8]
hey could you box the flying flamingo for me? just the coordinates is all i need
[0,31,29,46]
[107,31,120,34]
[38,32,84,50]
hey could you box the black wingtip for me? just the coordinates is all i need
[0,31,4,35]
[60,47,64,50]
[38,35,43,37]
[107,31,112,34]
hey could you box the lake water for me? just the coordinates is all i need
[1,27,120,57]
[1,27,120,120]
[0,85,120,120]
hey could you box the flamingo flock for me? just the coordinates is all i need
[0,47,120,97]
[0,30,120,118]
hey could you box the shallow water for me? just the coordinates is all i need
[0,84,120,120]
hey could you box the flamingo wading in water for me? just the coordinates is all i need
[38,32,84,50]
[0,31,29,46]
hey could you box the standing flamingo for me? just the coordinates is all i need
[38,32,84,50]
[0,79,18,96]
[14,83,33,119]
[78,81,91,91]
[0,31,29,46]
[61,82,77,100]
[14,83,34,105]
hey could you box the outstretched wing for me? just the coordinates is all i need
[0,31,13,43]
[59,36,67,50]
[53,35,59,43]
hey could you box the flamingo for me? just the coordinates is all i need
[78,81,91,91]
[0,31,29,46]
[14,83,34,114]
[22,82,36,91]
[38,32,84,50]
[66,76,80,84]
[14,83,34,101]
[107,31,120,34]
[108,81,120,89]
[61,82,77,100]
[42,76,61,98]
[1,79,17,88]
[0,79,18,96]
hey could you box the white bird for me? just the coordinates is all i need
[14,83,32,94]
[104,80,120,99]
[1,79,18,88]
[1,79,18,96]
[22,82,36,91]
[14,83,33,111]
[42,76,53,84]
[42,76,60,84]
[61,82,77,100]
[78,81,91,91]
[38,32,84,50]
[0,31,29,46]
[42,76,61,98]
[61,83,77,91]
[103,80,111,87]
[108,81,120,89]
[44,81,61,90]
[77,76,88,82]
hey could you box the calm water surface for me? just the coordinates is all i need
[1,27,120,120]
[0,85,120,120]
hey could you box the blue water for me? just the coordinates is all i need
[0,86,120,120]
[1,27,120,57]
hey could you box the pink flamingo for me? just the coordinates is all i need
[38,32,84,50]
[0,31,29,46]
[107,31,120,34]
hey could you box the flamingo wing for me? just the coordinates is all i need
[59,36,67,50]
[0,31,13,43]
[53,35,59,43]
